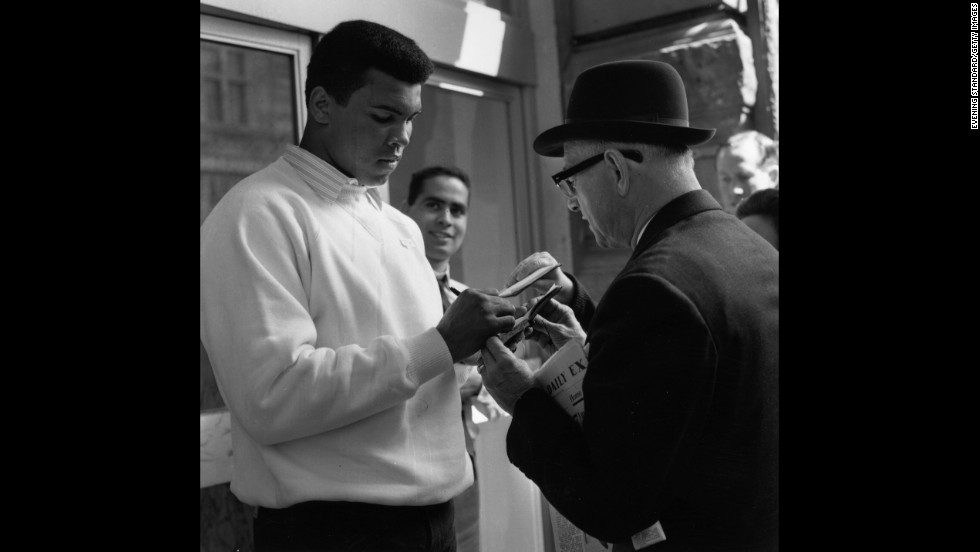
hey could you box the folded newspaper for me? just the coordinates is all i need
[533,340,666,551]
[533,340,612,552]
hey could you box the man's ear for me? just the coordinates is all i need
[606,150,631,198]
[767,164,779,187]
[307,86,332,124]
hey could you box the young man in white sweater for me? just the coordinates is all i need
[200,20,520,552]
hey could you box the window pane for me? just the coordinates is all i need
[390,84,518,290]
[200,39,297,223]
[200,45,221,73]
[227,50,245,78]
[201,78,223,123]
[227,82,247,124]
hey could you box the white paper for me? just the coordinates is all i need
[498,261,560,297]
[533,341,612,552]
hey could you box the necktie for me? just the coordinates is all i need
[437,275,455,313]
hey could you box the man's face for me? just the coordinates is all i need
[716,145,778,213]
[562,148,620,249]
[321,68,422,187]
[406,175,470,266]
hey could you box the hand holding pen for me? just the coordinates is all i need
[476,283,562,374]
[436,288,524,364]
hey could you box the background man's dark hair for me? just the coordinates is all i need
[407,166,472,205]
[305,20,435,105]
[735,188,779,232]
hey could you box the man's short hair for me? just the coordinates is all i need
[735,188,779,232]
[568,140,693,169]
[407,166,472,205]
[305,20,434,106]
[717,130,778,168]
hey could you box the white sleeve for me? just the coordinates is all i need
[201,191,452,446]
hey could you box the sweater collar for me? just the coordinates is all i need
[283,145,383,208]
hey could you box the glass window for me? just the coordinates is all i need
[388,71,532,293]
[200,40,298,226]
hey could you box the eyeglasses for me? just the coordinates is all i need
[551,149,643,199]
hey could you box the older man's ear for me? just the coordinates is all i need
[607,150,632,198]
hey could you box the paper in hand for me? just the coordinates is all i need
[498,261,561,298]
[497,283,562,347]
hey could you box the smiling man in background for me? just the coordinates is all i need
[404,165,506,552]
[715,129,778,213]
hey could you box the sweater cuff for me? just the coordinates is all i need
[566,271,592,317]
[403,327,454,386]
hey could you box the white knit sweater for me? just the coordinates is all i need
[201,146,472,508]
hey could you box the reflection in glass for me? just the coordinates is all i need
[199,39,297,226]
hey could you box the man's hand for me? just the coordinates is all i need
[459,368,483,400]
[529,299,586,356]
[506,252,575,305]
[437,288,520,363]
[479,336,536,415]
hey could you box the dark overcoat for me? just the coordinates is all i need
[507,190,779,551]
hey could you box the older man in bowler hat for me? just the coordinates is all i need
[478,60,779,551]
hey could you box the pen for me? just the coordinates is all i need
[449,286,463,296]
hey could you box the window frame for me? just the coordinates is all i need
[422,67,535,266]
[200,13,312,143]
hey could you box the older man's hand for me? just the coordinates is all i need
[529,298,587,356]
[479,336,536,415]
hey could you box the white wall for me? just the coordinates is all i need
[474,415,547,552]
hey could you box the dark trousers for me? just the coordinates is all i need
[451,456,479,552]
[254,499,456,552]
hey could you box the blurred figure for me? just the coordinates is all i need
[715,130,778,213]
[736,188,779,250]
[404,165,505,552]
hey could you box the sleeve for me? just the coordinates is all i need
[200,191,453,446]
[564,270,596,330]
[505,273,716,541]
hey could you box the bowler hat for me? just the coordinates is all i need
[533,60,716,157]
